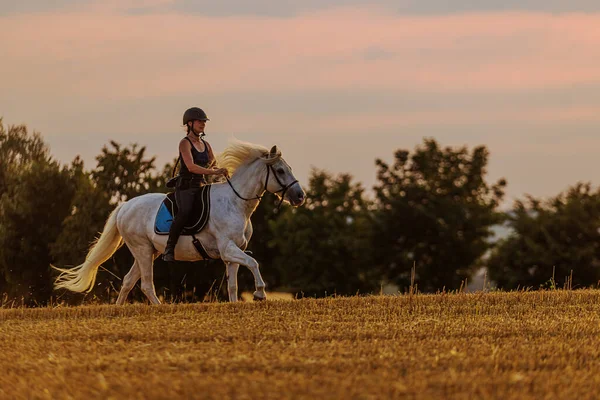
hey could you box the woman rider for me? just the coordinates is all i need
[163,107,229,262]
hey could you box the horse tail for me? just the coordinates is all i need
[53,203,125,293]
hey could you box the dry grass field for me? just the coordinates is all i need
[2,290,600,399]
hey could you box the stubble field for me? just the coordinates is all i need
[2,290,600,399]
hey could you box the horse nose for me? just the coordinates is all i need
[297,192,305,204]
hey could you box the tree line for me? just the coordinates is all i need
[1,118,599,305]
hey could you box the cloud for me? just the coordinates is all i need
[2,8,600,101]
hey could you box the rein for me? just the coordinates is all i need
[226,164,298,207]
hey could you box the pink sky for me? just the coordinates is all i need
[2,3,600,204]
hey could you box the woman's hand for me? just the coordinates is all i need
[213,167,229,178]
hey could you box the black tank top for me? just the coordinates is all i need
[179,137,212,183]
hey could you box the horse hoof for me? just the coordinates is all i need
[253,294,267,301]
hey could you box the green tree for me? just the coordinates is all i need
[0,118,47,195]
[0,120,74,304]
[92,141,167,204]
[487,183,600,289]
[373,138,506,292]
[268,169,377,297]
[50,157,111,267]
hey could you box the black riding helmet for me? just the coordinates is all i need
[183,107,210,125]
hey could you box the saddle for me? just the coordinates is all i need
[154,185,211,236]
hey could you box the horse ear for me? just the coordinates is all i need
[269,145,278,158]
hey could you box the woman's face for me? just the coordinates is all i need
[190,120,206,134]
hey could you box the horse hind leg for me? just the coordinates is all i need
[128,243,161,305]
[116,261,141,305]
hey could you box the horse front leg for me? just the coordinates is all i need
[220,241,267,301]
[225,262,240,302]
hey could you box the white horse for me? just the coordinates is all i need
[54,140,306,304]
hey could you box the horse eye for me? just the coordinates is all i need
[277,168,285,174]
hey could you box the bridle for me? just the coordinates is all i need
[226,163,298,207]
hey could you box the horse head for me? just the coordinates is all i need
[261,145,305,207]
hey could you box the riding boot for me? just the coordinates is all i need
[163,234,178,262]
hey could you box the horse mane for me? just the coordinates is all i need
[216,139,270,175]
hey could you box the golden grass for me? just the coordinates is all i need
[2,290,600,399]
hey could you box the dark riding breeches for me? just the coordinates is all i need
[167,186,201,245]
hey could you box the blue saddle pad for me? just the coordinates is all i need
[154,185,211,235]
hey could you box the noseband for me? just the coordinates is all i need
[226,164,298,207]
